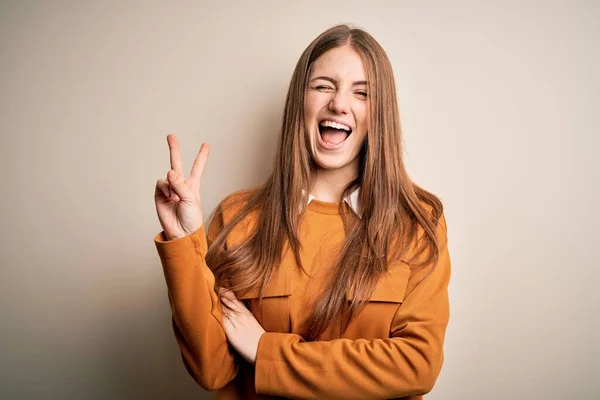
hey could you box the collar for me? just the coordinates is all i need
[305,188,361,218]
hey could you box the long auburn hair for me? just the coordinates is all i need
[206,24,443,340]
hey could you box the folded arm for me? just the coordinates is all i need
[255,216,451,399]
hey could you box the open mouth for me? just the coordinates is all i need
[318,120,352,146]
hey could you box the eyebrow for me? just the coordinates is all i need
[310,76,368,86]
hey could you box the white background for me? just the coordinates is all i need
[1,1,598,398]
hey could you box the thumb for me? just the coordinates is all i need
[167,170,193,201]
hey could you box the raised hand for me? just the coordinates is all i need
[154,134,210,241]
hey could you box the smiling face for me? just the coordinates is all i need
[304,45,369,177]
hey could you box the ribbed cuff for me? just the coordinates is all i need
[154,225,208,260]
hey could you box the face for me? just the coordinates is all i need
[304,45,369,176]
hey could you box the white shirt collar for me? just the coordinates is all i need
[305,188,361,217]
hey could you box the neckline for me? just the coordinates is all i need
[306,199,352,215]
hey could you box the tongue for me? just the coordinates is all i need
[321,128,348,145]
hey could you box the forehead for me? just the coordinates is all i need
[309,45,366,81]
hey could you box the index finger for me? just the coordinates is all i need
[167,134,185,177]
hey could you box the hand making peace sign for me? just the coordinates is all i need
[154,134,210,241]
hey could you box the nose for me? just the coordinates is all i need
[328,89,350,114]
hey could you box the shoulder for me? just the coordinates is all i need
[211,186,263,237]
[206,186,262,246]
[418,200,446,231]
[412,198,448,250]
[217,187,260,221]
[413,193,446,225]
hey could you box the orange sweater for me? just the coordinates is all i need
[154,191,451,399]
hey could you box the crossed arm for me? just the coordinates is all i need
[155,213,450,399]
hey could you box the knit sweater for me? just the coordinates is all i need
[154,190,451,399]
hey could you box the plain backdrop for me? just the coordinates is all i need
[1,1,598,399]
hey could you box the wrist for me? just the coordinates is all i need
[164,231,187,241]
[163,232,177,241]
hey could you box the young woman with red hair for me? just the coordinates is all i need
[154,24,451,400]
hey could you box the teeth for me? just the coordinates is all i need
[320,120,351,131]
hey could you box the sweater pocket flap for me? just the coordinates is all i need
[237,266,293,299]
[347,266,410,303]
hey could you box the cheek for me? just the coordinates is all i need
[354,104,369,134]
[304,93,316,111]
[302,102,313,131]
[305,92,330,118]
[354,130,368,146]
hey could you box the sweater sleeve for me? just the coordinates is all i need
[254,215,451,400]
[154,212,237,391]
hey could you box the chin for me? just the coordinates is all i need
[311,152,354,171]
[310,152,354,174]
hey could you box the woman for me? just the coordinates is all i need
[154,24,450,400]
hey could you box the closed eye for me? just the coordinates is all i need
[315,85,334,91]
